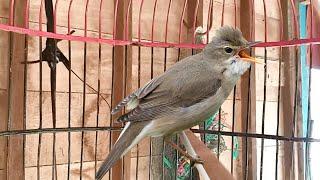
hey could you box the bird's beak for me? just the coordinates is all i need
[238,41,264,64]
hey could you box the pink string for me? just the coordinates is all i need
[1,23,320,48]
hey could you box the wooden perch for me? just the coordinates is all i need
[180,131,210,180]
[183,130,234,180]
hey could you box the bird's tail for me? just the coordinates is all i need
[96,122,148,180]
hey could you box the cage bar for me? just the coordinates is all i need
[0,0,320,180]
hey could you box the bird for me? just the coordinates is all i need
[96,26,262,180]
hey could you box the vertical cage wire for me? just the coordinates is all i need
[275,0,284,178]
[0,0,320,180]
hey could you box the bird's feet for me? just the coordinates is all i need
[164,138,205,167]
[189,155,204,167]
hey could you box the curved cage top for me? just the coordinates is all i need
[1,0,320,180]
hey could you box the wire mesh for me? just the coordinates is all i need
[0,0,320,180]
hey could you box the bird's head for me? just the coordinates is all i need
[203,26,262,75]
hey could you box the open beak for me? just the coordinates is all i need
[238,41,264,64]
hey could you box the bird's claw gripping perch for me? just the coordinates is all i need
[189,155,205,167]
[164,138,204,167]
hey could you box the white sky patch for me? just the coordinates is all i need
[310,69,320,180]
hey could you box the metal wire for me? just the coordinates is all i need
[275,1,284,179]
[217,0,225,161]
[190,129,320,143]
[23,0,29,178]
[67,1,73,179]
[0,0,319,180]
[230,0,237,174]
[305,1,314,179]
[259,1,268,179]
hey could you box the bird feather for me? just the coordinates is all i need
[117,54,222,123]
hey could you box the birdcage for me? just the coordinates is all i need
[1,0,320,179]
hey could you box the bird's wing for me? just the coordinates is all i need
[111,75,164,114]
[117,59,222,122]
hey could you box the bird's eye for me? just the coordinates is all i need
[224,46,233,54]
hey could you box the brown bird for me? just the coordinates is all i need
[96,26,261,180]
